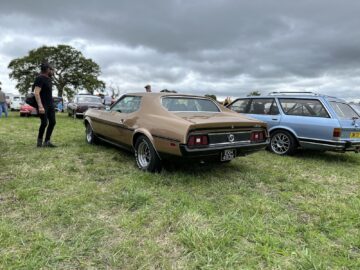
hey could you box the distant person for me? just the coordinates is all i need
[57,102,63,112]
[144,85,152,93]
[33,63,57,147]
[0,86,8,118]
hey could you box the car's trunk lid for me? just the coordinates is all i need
[173,112,266,130]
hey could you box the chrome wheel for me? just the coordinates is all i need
[86,123,99,144]
[137,140,151,168]
[271,133,290,154]
[86,125,93,143]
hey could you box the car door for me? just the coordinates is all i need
[278,98,339,142]
[228,98,251,114]
[246,98,281,129]
[97,95,142,145]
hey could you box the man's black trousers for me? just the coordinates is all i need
[38,106,56,142]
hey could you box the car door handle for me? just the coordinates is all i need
[272,118,279,121]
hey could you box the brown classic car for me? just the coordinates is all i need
[84,93,269,172]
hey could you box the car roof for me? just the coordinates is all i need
[242,94,346,102]
[121,92,214,100]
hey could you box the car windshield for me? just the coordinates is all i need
[330,102,359,119]
[77,96,101,103]
[162,97,220,112]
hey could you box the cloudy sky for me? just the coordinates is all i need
[1,0,360,100]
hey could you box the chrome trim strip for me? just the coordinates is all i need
[208,131,251,136]
[209,140,251,146]
[299,141,342,149]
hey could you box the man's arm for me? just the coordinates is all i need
[34,86,45,114]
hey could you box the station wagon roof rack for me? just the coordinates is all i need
[268,91,319,96]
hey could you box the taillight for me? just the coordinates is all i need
[250,131,265,142]
[333,128,341,138]
[187,135,209,148]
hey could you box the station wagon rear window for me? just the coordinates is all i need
[162,97,220,112]
[279,99,330,118]
[330,102,359,119]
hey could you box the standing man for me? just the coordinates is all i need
[0,86,8,118]
[33,63,57,147]
[144,85,152,93]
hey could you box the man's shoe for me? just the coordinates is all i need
[43,141,57,148]
[37,139,43,147]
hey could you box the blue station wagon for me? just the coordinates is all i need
[228,92,360,155]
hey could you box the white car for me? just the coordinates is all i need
[11,96,25,111]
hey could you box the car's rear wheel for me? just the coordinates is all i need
[85,123,98,144]
[270,130,297,155]
[135,135,162,173]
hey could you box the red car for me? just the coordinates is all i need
[20,104,38,117]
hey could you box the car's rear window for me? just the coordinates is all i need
[77,96,101,103]
[162,97,220,112]
[330,102,359,119]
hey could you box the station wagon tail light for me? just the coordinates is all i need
[250,131,265,142]
[187,135,209,148]
[333,128,342,138]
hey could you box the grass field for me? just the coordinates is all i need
[0,112,359,269]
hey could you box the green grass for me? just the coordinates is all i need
[0,112,359,269]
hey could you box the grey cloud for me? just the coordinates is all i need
[1,0,360,99]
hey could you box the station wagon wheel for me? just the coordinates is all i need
[135,135,162,173]
[85,123,98,144]
[270,130,296,155]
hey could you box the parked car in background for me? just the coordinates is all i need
[10,96,25,111]
[67,94,104,118]
[349,103,360,115]
[20,103,38,117]
[5,93,12,109]
[53,97,64,112]
[228,92,360,155]
[84,93,269,172]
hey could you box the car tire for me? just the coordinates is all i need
[270,130,297,155]
[135,135,162,173]
[85,123,98,144]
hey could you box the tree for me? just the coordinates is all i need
[205,94,217,101]
[108,84,122,99]
[247,90,261,96]
[8,45,105,98]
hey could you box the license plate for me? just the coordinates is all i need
[350,132,360,138]
[221,149,236,161]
